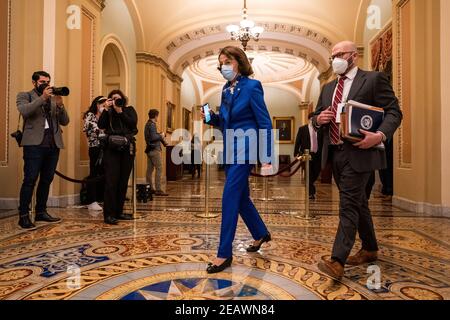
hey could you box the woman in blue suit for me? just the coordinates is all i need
[203,46,273,274]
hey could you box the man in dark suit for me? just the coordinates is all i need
[313,41,402,279]
[294,112,323,199]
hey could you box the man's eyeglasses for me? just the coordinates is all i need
[329,51,356,62]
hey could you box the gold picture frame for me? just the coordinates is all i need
[183,108,191,132]
[166,101,175,133]
[273,117,295,144]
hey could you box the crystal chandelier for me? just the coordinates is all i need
[226,0,264,51]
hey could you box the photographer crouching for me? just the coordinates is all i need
[16,71,70,230]
[98,90,138,225]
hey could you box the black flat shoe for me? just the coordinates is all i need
[206,257,233,274]
[117,214,134,220]
[18,216,37,230]
[246,233,272,252]
[104,217,118,225]
[35,212,61,223]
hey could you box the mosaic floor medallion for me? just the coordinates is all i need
[0,170,449,300]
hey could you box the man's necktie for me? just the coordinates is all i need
[330,76,347,145]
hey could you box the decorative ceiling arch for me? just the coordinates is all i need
[189,50,316,84]
[148,7,354,54]
[165,21,334,74]
[122,0,146,51]
[165,22,333,55]
[354,0,372,45]
[171,38,328,76]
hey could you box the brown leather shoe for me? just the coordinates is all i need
[346,249,378,266]
[318,258,344,280]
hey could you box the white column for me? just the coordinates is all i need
[43,0,56,77]
[43,0,56,199]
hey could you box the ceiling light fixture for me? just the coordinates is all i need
[226,0,264,51]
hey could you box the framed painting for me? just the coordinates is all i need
[166,101,175,133]
[183,108,191,132]
[273,117,295,144]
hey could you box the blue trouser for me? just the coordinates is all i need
[19,146,60,216]
[217,164,269,258]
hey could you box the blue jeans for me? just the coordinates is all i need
[217,164,269,258]
[19,146,60,216]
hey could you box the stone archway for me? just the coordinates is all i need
[100,35,129,96]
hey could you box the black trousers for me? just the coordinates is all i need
[19,146,60,216]
[103,147,134,219]
[87,147,104,203]
[365,139,394,199]
[308,152,322,196]
[379,139,394,195]
[330,146,379,265]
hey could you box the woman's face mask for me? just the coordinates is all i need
[98,102,106,113]
[221,64,237,81]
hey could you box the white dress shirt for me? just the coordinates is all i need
[332,66,359,104]
[308,122,318,153]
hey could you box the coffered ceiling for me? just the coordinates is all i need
[127,0,370,74]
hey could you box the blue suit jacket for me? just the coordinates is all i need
[208,76,273,164]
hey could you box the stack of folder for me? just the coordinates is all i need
[340,100,385,142]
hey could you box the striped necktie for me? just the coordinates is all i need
[330,76,347,145]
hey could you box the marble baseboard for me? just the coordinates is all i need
[393,196,450,218]
[0,198,18,210]
[0,194,80,210]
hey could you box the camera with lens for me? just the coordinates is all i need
[114,98,125,108]
[52,86,70,96]
[38,83,70,96]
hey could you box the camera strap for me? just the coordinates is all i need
[109,110,125,135]
[16,113,22,132]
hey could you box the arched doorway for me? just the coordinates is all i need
[101,39,128,96]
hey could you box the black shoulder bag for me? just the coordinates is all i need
[108,112,130,151]
[10,92,32,147]
[10,114,23,147]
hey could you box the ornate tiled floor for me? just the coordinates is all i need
[0,169,449,300]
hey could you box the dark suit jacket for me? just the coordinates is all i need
[294,124,323,157]
[313,69,403,173]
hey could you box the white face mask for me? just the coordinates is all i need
[332,58,349,75]
[221,64,237,81]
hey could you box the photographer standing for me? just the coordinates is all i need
[98,90,138,225]
[16,71,70,229]
[83,96,108,211]
[144,109,169,196]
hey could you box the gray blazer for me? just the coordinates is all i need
[313,69,403,173]
[16,89,70,148]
